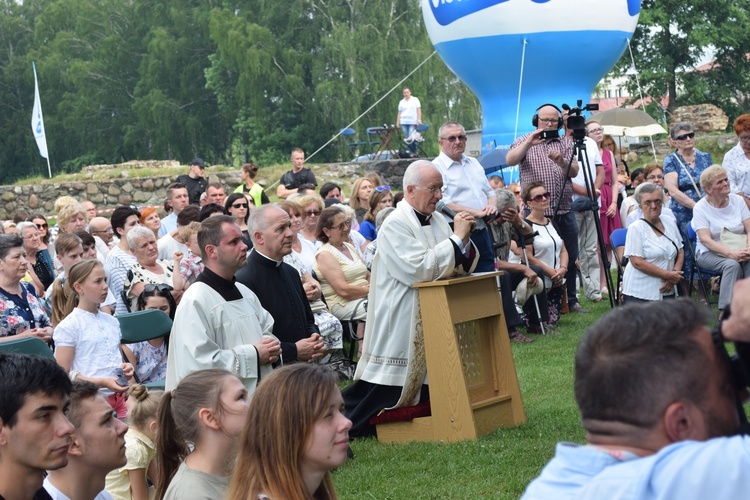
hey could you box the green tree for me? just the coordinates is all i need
[614,0,750,123]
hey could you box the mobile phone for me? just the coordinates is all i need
[541,129,559,140]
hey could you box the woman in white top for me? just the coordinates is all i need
[622,183,684,303]
[693,165,750,310]
[396,87,421,154]
[522,181,568,326]
[53,260,135,418]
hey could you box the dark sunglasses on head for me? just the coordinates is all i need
[232,203,249,209]
[143,283,174,294]
[675,132,695,141]
[529,192,551,203]
[375,185,391,192]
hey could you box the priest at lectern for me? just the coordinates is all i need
[343,160,479,438]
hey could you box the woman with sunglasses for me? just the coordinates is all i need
[663,122,713,295]
[359,186,393,249]
[30,213,55,264]
[314,206,370,355]
[298,194,325,249]
[225,193,252,247]
[522,181,569,326]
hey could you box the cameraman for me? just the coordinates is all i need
[523,295,742,499]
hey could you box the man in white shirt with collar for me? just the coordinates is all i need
[432,121,498,273]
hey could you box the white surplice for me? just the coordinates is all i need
[354,200,478,408]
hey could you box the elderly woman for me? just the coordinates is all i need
[140,207,162,239]
[0,234,53,343]
[17,221,55,291]
[104,206,142,315]
[123,226,185,312]
[723,114,750,206]
[622,183,684,303]
[663,122,713,294]
[523,181,569,326]
[278,199,317,274]
[625,164,677,227]
[692,165,750,311]
[57,203,88,235]
[313,206,370,353]
[298,194,325,249]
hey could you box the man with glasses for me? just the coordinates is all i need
[507,104,588,313]
[176,157,209,206]
[344,160,478,437]
[432,121,498,273]
[88,217,115,259]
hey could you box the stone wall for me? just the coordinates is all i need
[0,158,422,221]
[671,104,729,133]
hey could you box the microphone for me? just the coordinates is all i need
[436,200,480,234]
[561,103,571,111]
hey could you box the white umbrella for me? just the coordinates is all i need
[593,108,667,162]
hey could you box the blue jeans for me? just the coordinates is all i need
[552,211,580,306]
[401,124,417,153]
[470,227,496,273]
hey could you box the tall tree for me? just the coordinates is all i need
[614,0,750,122]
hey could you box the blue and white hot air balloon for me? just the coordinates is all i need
[422,0,640,171]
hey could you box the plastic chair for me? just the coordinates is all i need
[610,228,628,305]
[340,128,368,158]
[118,309,173,390]
[686,222,720,306]
[0,337,54,358]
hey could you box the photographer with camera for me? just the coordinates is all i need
[523,289,749,499]
[507,104,586,313]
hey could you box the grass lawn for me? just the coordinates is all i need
[334,296,612,499]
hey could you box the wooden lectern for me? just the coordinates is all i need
[375,272,526,443]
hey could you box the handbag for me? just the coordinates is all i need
[720,227,747,251]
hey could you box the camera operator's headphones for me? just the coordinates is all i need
[532,103,564,129]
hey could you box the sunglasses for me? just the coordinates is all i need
[333,220,352,231]
[441,134,467,142]
[306,210,321,216]
[529,192,551,203]
[232,203,249,209]
[675,132,695,141]
[143,283,174,294]
[35,223,48,229]
[375,185,391,192]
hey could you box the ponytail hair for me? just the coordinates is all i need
[156,369,236,500]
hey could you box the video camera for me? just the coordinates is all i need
[562,100,599,142]
[714,305,750,435]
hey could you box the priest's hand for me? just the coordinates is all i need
[453,211,474,243]
[296,333,327,362]
[256,336,282,365]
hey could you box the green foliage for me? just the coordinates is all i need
[0,0,479,183]
[613,0,750,124]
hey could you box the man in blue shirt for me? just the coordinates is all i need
[523,296,741,499]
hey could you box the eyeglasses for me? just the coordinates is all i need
[91,227,114,234]
[333,220,352,231]
[528,192,551,203]
[587,127,603,134]
[306,210,321,216]
[415,186,442,194]
[646,175,664,181]
[142,283,174,294]
[232,203,249,209]
[675,132,695,141]
[642,199,663,207]
[375,185,391,192]
[739,135,750,143]
[441,135,467,142]
[35,223,48,229]
[538,118,559,125]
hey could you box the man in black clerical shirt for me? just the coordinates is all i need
[235,204,326,363]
